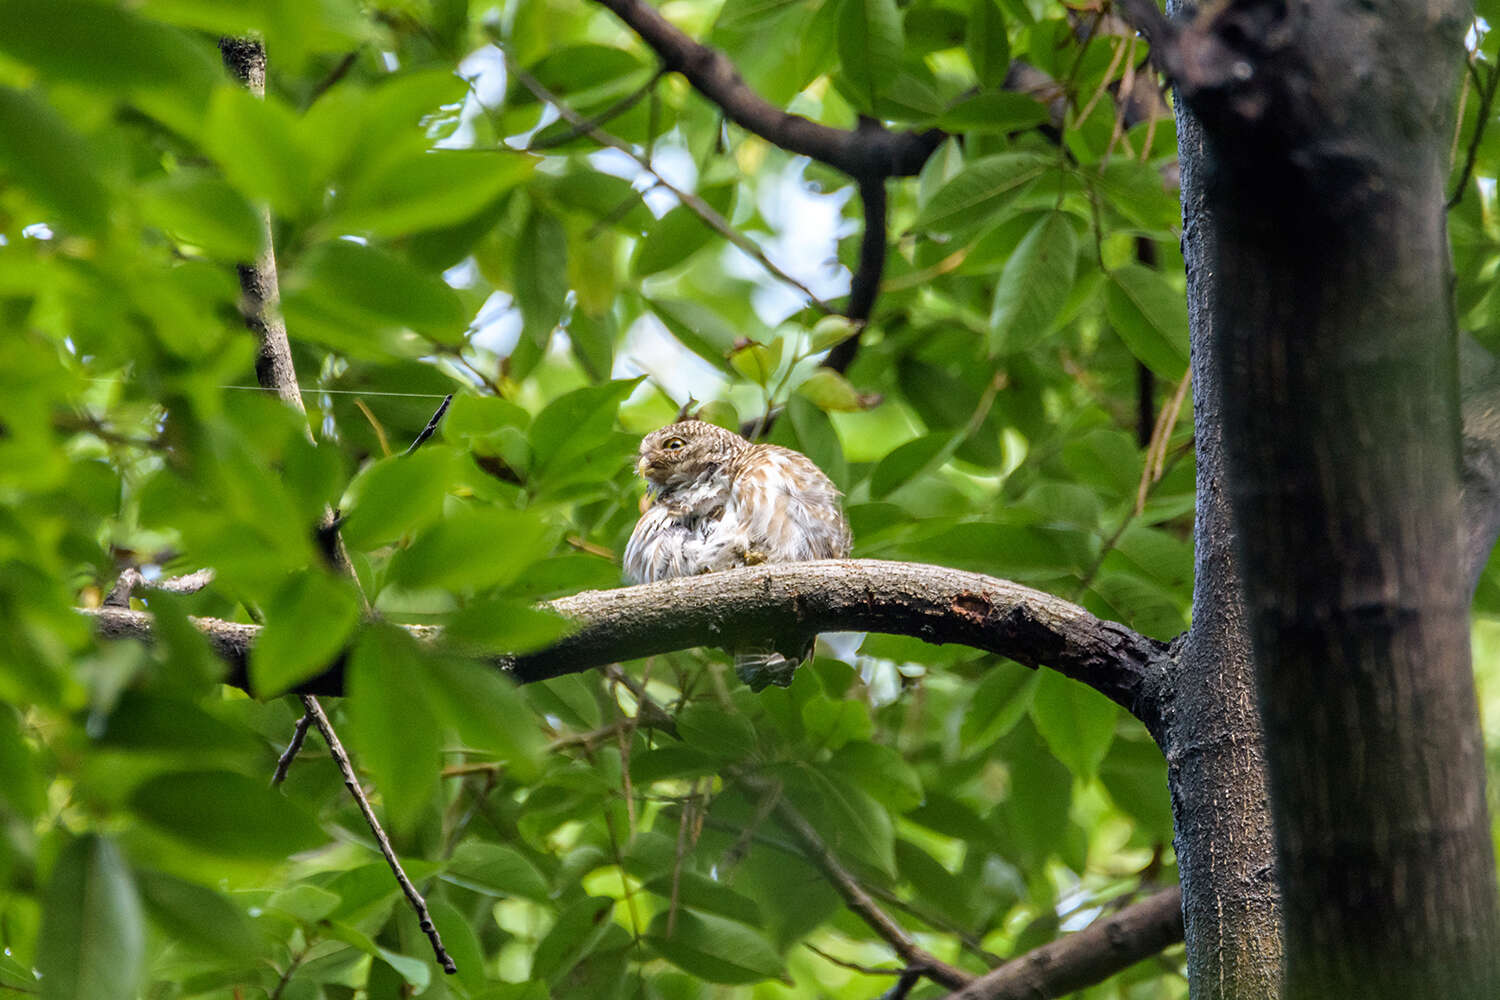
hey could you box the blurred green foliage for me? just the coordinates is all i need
[0,1,1497,998]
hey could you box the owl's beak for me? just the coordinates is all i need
[635,455,651,477]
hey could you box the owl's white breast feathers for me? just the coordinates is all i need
[623,440,850,585]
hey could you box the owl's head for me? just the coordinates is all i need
[636,419,747,492]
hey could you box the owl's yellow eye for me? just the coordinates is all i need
[664,437,687,451]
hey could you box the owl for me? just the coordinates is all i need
[623,419,852,688]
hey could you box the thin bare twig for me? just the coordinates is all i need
[525,68,666,150]
[1449,57,1500,208]
[271,711,314,786]
[404,394,453,456]
[505,57,835,314]
[301,695,457,974]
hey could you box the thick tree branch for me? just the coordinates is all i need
[942,887,1184,1000]
[590,0,943,178]
[83,559,1170,735]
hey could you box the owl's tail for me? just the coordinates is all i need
[734,641,813,691]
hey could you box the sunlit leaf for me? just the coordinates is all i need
[838,0,905,113]
[989,211,1079,354]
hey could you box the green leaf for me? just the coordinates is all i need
[989,211,1078,354]
[838,0,905,113]
[442,596,572,653]
[130,772,326,860]
[642,872,763,926]
[870,433,949,497]
[323,921,433,990]
[266,884,341,922]
[782,765,895,876]
[330,150,534,238]
[347,626,442,831]
[515,206,570,344]
[0,1,217,131]
[728,339,784,386]
[809,315,858,353]
[283,240,468,341]
[827,741,923,812]
[938,92,1047,133]
[647,297,742,370]
[446,842,551,901]
[1098,734,1174,841]
[1030,669,1118,780]
[676,704,758,761]
[423,654,546,780]
[0,704,43,818]
[795,368,865,411]
[916,152,1052,234]
[533,895,616,985]
[800,695,873,750]
[1106,264,1190,377]
[529,378,643,480]
[966,0,1012,88]
[202,85,318,217]
[341,446,457,551]
[0,86,110,234]
[249,571,361,697]
[646,910,786,984]
[961,667,1039,751]
[632,186,734,277]
[390,505,557,592]
[138,170,262,259]
[37,835,144,1000]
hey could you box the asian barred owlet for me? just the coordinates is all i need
[623,419,852,688]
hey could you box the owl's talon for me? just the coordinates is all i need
[743,550,767,566]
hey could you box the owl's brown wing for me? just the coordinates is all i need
[728,445,852,563]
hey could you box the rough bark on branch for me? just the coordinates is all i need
[942,886,1184,1000]
[83,559,1170,733]
[590,0,942,179]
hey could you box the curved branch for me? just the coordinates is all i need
[83,559,1170,734]
[942,887,1183,1000]
[826,173,888,374]
[591,0,943,178]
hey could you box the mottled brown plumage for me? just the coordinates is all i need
[623,419,852,687]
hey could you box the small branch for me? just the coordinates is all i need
[271,711,314,786]
[590,0,943,178]
[404,394,453,456]
[506,59,834,314]
[103,567,216,608]
[84,559,1173,736]
[755,777,972,990]
[526,68,666,150]
[826,173,888,374]
[299,696,457,975]
[1449,58,1500,209]
[803,942,904,977]
[940,886,1183,1000]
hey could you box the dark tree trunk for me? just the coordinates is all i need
[1168,0,1500,994]
[1163,85,1283,999]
